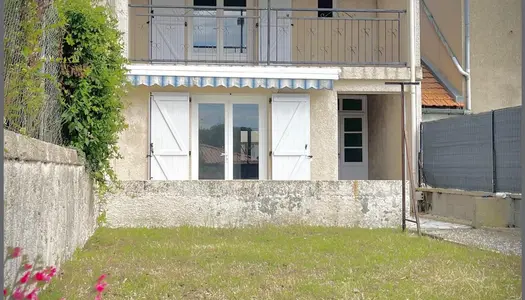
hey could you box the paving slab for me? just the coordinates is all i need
[408,217,521,256]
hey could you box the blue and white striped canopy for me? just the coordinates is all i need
[128,75,334,90]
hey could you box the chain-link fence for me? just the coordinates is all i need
[421,106,521,194]
[4,0,64,145]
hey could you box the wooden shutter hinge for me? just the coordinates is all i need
[269,98,272,103]
[269,151,272,156]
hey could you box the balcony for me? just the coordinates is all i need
[129,2,406,67]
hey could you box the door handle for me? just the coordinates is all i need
[220,153,227,157]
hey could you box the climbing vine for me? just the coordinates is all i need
[59,0,129,193]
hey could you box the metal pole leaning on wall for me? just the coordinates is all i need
[0,0,5,290]
[385,81,420,232]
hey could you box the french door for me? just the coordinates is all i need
[191,95,267,180]
[189,0,253,62]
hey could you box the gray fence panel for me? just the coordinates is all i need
[422,112,493,192]
[493,107,521,193]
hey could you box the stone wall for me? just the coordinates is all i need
[105,180,409,228]
[4,130,98,284]
[419,187,521,228]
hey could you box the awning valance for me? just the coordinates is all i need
[126,64,340,90]
[128,75,334,90]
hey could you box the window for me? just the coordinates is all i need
[343,118,363,163]
[339,98,364,112]
[195,0,216,5]
[318,0,333,18]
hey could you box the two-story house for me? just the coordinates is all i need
[110,0,422,184]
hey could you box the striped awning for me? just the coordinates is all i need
[128,75,334,90]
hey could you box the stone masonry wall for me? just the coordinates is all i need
[3,130,98,284]
[105,180,409,229]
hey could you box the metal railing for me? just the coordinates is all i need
[129,4,406,66]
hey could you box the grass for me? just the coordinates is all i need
[40,226,521,300]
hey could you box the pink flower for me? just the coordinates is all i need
[12,288,24,300]
[95,282,107,293]
[12,247,22,258]
[95,294,102,300]
[20,271,31,284]
[47,266,57,278]
[34,271,50,282]
[24,264,32,270]
[97,274,106,283]
[4,288,7,296]
[24,288,38,300]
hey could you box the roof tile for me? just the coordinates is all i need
[422,65,464,108]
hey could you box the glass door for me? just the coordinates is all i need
[192,96,267,180]
[191,0,249,62]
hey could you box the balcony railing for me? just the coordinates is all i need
[129,4,406,66]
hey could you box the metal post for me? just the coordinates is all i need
[385,81,420,232]
[401,83,406,231]
[266,0,271,65]
[491,111,497,193]
[0,0,5,291]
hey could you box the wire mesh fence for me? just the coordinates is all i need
[421,106,521,194]
[4,0,64,145]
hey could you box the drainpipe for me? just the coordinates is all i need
[464,0,471,112]
[409,0,417,187]
[421,0,471,112]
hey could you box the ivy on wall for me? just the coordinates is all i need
[59,0,129,193]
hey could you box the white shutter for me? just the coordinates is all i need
[259,0,292,63]
[150,93,190,180]
[271,94,311,180]
[151,0,186,61]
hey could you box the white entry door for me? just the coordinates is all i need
[338,96,368,180]
[259,0,292,63]
[191,95,267,180]
[149,93,190,180]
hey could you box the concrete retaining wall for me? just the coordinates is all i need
[419,187,521,228]
[4,130,98,284]
[105,180,409,228]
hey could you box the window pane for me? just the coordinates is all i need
[198,103,225,179]
[225,0,246,6]
[345,148,363,163]
[193,10,218,49]
[344,118,362,132]
[223,10,247,50]
[318,0,333,17]
[195,0,216,6]
[344,133,362,147]
[342,99,362,111]
[232,104,259,179]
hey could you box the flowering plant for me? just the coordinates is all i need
[3,247,107,300]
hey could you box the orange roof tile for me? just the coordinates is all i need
[422,65,464,108]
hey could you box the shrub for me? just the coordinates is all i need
[59,0,129,193]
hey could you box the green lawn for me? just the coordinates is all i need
[41,226,521,300]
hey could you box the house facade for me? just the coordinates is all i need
[420,0,521,117]
[110,0,422,183]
